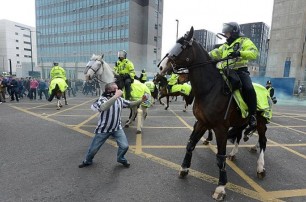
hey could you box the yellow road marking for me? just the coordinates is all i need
[10,104,306,201]
[135,133,142,154]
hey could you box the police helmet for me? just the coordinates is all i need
[142,69,145,73]
[266,80,272,85]
[222,22,244,37]
[118,50,127,59]
[53,62,59,66]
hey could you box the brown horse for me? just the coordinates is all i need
[159,27,268,200]
[153,73,194,111]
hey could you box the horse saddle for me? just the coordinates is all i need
[233,83,272,122]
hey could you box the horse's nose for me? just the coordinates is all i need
[159,66,163,71]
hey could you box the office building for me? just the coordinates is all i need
[240,22,270,77]
[36,0,163,79]
[266,0,306,84]
[194,29,217,52]
[0,19,38,77]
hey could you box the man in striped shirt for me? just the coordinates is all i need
[79,82,147,168]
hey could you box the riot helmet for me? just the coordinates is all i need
[142,69,145,73]
[118,50,127,59]
[222,22,244,37]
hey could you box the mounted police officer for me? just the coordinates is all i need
[139,69,148,83]
[48,62,67,102]
[209,22,259,136]
[50,62,66,81]
[114,50,136,100]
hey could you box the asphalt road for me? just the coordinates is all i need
[1,94,306,202]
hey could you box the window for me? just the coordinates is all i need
[16,47,19,50]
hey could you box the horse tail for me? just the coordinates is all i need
[185,89,194,105]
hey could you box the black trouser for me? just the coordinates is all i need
[236,67,257,115]
[123,78,132,100]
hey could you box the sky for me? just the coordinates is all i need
[0,0,274,56]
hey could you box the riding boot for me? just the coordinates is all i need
[243,114,257,141]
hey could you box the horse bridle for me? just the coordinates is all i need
[163,38,234,73]
[86,60,107,84]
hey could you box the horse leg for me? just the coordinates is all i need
[256,118,267,179]
[165,95,169,110]
[179,121,206,178]
[212,127,228,201]
[249,141,259,153]
[202,129,213,145]
[125,106,137,128]
[64,91,68,105]
[227,126,244,161]
[136,106,147,134]
[183,102,187,112]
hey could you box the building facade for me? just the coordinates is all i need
[266,0,306,85]
[194,29,217,52]
[0,19,38,77]
[240,22,270,77]
[36,0,163,79]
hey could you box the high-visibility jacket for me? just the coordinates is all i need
[209,37,258,70]
[168,73,179,85]
[50,66,67,81]
[114,58,136,79]
[140,72,147,82]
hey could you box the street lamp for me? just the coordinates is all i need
[175,19,179,40]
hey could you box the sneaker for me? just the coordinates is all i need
[121,161,130,168]
[78,161,92,168]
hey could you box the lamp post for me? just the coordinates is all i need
[175,19,179,40]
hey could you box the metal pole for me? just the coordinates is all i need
[30,30,33,74]
[176,19,179,40]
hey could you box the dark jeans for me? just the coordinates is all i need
[236,68,257,115]
[10,89,19,101]
[38,89,49,100]
[29,88,37,100]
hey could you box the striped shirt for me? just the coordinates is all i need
[91,96,131,133]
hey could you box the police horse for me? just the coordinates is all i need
[84,54,151,134]
[48,78,68,110]
[153,73,194,111]
[159,27,270,200]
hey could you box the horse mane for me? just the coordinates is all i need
[90,54,102,61]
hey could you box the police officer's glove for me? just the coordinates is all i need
[228,51,241,58]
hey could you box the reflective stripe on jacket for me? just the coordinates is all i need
[209,37,258,70]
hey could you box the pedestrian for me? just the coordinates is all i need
[209,22,258,136]
[266,80,277,104]
[78,82,148,168]
[298,84,305,100]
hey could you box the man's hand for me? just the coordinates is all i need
[229,51,240,58]
[141,94,148,102]
[114,89,123,98]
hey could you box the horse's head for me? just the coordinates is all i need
[159,26,206,76]
[84,53,114,84]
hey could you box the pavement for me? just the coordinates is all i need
[1,94,306,201]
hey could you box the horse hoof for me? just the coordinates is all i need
[227,155,236,161]
[212,191,226,201]
[65,102,68,105]
[57,108,60,110]
[165,107,168,110]
[178,168,189,178]
[249,146,257,153]
[136,130,141,134]
[203,140,210,145]
[257,169,266,179]
[183,109,186,112]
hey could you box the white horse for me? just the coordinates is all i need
[84,54,151,134]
